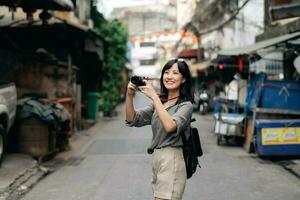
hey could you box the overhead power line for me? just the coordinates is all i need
[201,0,251,35]
[188,0,252,36]
[175,0,252,51]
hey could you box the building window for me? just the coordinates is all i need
[140,59,156,66]
[140,42,155,47]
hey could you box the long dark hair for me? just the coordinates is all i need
[159,58,194,103]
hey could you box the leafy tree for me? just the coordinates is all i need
[91,1,128,114]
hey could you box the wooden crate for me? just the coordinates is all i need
[19,117,55,159]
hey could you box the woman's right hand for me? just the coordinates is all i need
[127,82,137,96]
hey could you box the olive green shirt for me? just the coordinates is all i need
[126,101,193,154]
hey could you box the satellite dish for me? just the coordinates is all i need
[294,56,300,74]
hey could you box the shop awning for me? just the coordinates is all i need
[218,31,300,56]
[0,19,105,63]
[178,49,198,58]
[0,0,74,11]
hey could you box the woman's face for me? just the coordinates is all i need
[163,63,185,91]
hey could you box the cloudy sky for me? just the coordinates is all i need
[98,0,169,17]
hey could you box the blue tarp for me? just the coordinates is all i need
[17,99,71,132]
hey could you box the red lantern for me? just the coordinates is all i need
[218,64,224,70]
[238,58,243,72]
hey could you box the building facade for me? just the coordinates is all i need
[176,0,197,30]
[111,2,178,78]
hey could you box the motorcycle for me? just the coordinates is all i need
[198,90,209,114]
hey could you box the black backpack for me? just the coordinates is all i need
[181,118,203,179]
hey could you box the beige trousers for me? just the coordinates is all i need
[151,147,187,200]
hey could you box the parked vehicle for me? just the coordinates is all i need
[0,82,17,165]
[194,89,209,114]
[213,113,245,145]
[198,90,209,114]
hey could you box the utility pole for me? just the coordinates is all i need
[264,0,271,31]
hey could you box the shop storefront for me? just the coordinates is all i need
[212,31,300,156]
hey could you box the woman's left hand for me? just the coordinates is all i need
[139,81,158,100]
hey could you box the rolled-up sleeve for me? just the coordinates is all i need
[172,102,193,134]
[126,103,154,127]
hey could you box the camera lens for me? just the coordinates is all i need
[130,76,145,86]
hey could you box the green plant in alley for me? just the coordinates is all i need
[91,1,128,114]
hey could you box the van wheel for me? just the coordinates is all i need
[0,125,5,166]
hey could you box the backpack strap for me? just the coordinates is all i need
[180,129,188,146]
[174,102,195,145]
[180,118,196,146]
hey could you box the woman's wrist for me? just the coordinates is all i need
[127,91,134,97]
[127,94,134,99]
[151,94,160,102]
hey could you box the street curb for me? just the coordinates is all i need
[0,159,66,200]
[0,165,47,200]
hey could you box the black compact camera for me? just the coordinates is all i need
[130,76,146,86]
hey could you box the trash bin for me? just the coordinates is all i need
[87,92,100,120]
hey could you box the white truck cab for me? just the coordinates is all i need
[0,82,17,165]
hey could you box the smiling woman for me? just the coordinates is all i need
[125,58,194,200]
[163,64,185,92]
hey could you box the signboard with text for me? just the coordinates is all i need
[261,127,300,145]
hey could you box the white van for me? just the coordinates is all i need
[0,82,17,165]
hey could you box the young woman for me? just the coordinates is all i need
[125,58,194,200]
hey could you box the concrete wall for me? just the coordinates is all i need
[176,0,196,30]
[233,0,264,47]
[7,62,75,99]
[111,4,177,36]
[200,0,265,60]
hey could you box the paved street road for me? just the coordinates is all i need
[23,93,300,200]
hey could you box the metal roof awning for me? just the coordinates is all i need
[218,31,300,56]
[178,49,198,58]
[0,0,74,11]
[0,19,105,57]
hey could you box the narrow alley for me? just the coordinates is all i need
[1,1,300,200]
[20,93,300,200]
